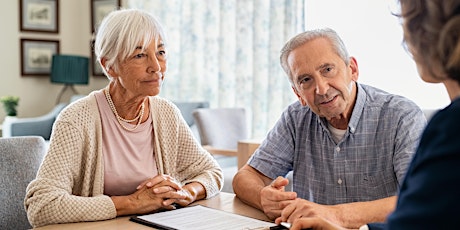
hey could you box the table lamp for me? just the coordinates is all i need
[51,54,89,104]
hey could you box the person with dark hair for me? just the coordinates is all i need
[277,0,460,229]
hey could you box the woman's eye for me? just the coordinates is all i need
[134,53,146,59]
[157,51,167,60]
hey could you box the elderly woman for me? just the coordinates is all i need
[276,0,460,229]
[25,9,223,227]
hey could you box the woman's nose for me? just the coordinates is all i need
[147,57,161,73]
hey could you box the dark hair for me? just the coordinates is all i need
[399,0,460,84]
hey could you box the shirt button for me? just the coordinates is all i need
[335,146,340,152]
[338,178,342,184]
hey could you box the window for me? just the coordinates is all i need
[306,0,449,110]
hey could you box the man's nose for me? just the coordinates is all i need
[315,78,329,95]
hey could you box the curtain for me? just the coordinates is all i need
[127,0,305,138]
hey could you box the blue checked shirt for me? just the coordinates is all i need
[249,83,426,205]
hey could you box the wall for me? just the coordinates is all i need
[306,0,450,110]
[0,0,126,121]
[1,1,449,124]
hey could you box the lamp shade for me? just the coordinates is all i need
[51,55,89,85]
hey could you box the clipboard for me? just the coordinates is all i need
[128,205,284,230]
[130,216,178,230]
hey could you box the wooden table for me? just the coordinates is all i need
[35,192,270,229]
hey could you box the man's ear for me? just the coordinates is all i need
[349,56,359,81]
[291,86,307,106]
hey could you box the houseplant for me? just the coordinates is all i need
[0,95,20,116]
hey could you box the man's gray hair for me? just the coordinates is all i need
[280,28,350,85]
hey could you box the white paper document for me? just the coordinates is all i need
[132,205,277,230]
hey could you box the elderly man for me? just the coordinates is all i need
[232,28,426,229]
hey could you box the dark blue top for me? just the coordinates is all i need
[368,97,460,229]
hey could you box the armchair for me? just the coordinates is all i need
[2,95,86,140]
[0,136,47,229]
[173,101,210,142]
[2,103,67,140]
[192,108,248,193]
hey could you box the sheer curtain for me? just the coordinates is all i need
[127,0,304,138]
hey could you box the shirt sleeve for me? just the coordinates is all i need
[391,103,427,185]
[248,107,296,179]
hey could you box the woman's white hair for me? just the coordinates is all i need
[94,8,167,79]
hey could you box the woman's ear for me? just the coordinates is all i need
[100,58,108,71]
[101,58,116,77]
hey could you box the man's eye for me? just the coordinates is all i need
[158,50,166,56]
[322,66,333,74]
[299,78,310,84]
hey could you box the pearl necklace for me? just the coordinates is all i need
[104,86,145,131]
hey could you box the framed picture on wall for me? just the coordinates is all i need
[91,39,105,76]
[19,0,59,33]
[91,0,121,33]
[20,39,60,76]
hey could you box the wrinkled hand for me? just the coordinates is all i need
[137,174,198,207]
[172,186,197,207]
[112,175,187,216]
[137,174,181,192]
[126,183,184,214]
[274,198,342,228]
[260,176,297,220]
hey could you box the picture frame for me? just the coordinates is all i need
[91,0,121,33]
[91,39,105,76]
[19,0,59,33]
[20,38,60,76]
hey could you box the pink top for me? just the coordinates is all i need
[95,90,158,196]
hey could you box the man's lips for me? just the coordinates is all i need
[319,95,337,105]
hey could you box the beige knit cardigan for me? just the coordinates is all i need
[25,91,223,227]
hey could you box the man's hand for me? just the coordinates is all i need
[260,176,297,219]
[274,198,342,227]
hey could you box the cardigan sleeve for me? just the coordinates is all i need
[24,94,117,228]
